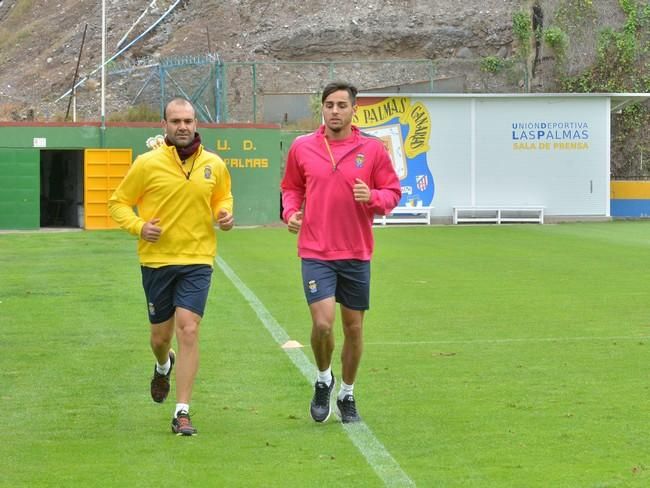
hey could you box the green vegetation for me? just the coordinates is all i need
[512,10,533,91]
[562,0,647,92]
[309,92,322,117]
[559,0,650,178]
[480,56,507,74]
[512,10,533,58]
[554,0,597,26]
[3,223,650,486]
[480,11,532,91]
[543,26,569,63]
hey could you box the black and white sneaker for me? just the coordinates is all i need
[337,394,361,423]
[310,374,335,422]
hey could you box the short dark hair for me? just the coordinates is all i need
[163,97,195,121]
[321,81,358,105]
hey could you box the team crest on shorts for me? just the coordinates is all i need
[355,153,365,168]
[204,166,212,179]
[308,280,318,294]
[148,302,156,315]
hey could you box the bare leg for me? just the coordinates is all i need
[309,297,336,371]
[174,307,202,404]
[340,305,364,385]
[150,317,175,364]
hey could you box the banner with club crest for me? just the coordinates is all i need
[354,97,434,208]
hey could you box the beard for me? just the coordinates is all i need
[169,133,192,147]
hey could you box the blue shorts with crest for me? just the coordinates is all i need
[141,265,213,324]
[301,259,370,311]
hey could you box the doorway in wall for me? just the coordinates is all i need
[40,150,84,228]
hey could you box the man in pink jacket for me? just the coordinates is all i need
[281,81,401,423]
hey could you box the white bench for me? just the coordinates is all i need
[374,206,433,225]
[453,206,545,224]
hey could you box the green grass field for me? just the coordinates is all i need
[2,222,650,487]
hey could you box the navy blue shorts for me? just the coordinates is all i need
[141,265,213,324]
[301,259,371,311]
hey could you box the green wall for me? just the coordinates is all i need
[207,128,282,225]
[0,123,282,228]
[0,125,100,149]
[0,148,40,229]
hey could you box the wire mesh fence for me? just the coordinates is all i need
[104,56,437,124]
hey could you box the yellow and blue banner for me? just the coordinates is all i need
[354,97,434,207]
[610,181,650,217]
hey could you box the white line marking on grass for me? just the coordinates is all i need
[217,257,415,488]
[366,336,650,346]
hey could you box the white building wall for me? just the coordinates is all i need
[358,94,613,220]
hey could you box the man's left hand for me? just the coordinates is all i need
[217,209,234,230]
[353,178,371,202]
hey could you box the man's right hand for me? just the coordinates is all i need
[287,211,303,234]
[141,218,162,242]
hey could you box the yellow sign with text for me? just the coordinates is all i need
[354,97,430,159]
[216,137,269,170]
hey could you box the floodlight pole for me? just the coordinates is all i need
[100,0,106,147]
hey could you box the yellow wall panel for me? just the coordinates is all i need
[85,181,109,192]
[108,165,131,176]
[610,181,650,199]
[84,149,132,229]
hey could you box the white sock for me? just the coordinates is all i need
[338,381,354,401]
[175,403,190,417]
[156,357,171,375]
[317,367,332,386]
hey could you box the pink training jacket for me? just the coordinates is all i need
[281,125,402,261]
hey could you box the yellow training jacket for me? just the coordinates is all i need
[108,143,233,267]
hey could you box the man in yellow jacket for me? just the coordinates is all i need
[109,97,234,436]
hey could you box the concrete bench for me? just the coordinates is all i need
[453,206,545,224]
[374,206,433,225]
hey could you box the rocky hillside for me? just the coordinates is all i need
[0,0,627,118]
[0,0,647,175]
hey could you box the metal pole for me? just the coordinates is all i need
[252,62,257,123]
[100,0,106,147]
[160,64,165,120]
[65,23,87,122]
[212,61,221,123]
[223,63,228,123]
